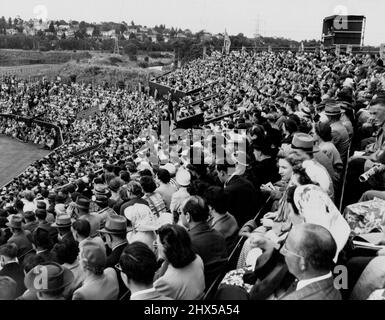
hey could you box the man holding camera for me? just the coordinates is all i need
[344,96,385,207]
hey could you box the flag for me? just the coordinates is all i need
[335,44,341,56]
[223,29,231,54]
[346,45,353,54]
[380,43,385,60]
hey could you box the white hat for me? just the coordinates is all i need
[302,160,331,195]
[175,168,191,187]
[135,212,173,232]
[160,163,176,176]
[137,161,153,173]
[124,203,152,227]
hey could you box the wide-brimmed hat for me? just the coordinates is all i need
[108,178,122,193]
[6,215,23,229]
[324,103,342,116]
[160,163,177,176]
[134,212,173,232]
[51,214,72,228]
[94,185,110,196]
[23,211,35,220]
[95,194,109,205]
[54,203,66,216]
[175,168,191,187]
[24,262,74,293]
[48,191,57,201]
[75,196,90,210]
[98,215,127,235]
[36,201,47,210]
[291,133,319,153]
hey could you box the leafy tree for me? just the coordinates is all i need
[0,16,7,34]
[48,21,56,33]
[92,25,101,37]
[156,34,164,42]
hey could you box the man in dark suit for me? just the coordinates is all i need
[51,214,75,244]
[32,226,57,262]
[181,195,228,287]
[216,162,261,226]
[23,211,39,234]
[6,215,33,263]
[119,242,172,300]
[98,215,128,299]
[35,207,58,244]
[0,243,26,298]
[280,223,341,300]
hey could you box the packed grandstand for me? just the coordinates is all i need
[0,48,385,300]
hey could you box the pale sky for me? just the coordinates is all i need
[0,0,384,45]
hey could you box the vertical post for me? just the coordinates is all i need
[361,17,366,48]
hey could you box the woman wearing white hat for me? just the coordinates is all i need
[170,168,191,223]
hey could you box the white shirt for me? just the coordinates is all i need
[130,287,156,300]
[296,272,332,291]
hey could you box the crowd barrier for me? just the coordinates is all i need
[0,113,63,147]
[148,81,187,102]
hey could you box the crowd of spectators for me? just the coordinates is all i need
[1,48,385,300]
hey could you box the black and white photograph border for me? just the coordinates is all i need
[0,0,384,312]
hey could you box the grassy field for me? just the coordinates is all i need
[0,135,50,188]
[0,49,173,87]
[0,49,91,66]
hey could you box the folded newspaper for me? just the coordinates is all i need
[344,197,385,235]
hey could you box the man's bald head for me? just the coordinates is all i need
[287,223,337,274]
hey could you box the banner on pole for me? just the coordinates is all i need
[380,44,385,60]
[223,29,231,55]
[335,44,341,56]
[346,45,353,54]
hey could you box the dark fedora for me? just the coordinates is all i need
[24,262,74,293]
[6,215,23,229]
[36,201,47,210]
[98,215,127,235]
[51,214,72,228]
[95,194,109,205]
[324,103,342,116]
[75,196,91,211]
[94,185,110,196]
[291,133,320,153]
[23,211,35,220]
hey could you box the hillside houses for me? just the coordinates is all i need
[1,17,215,44]
[101,30,116,38]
